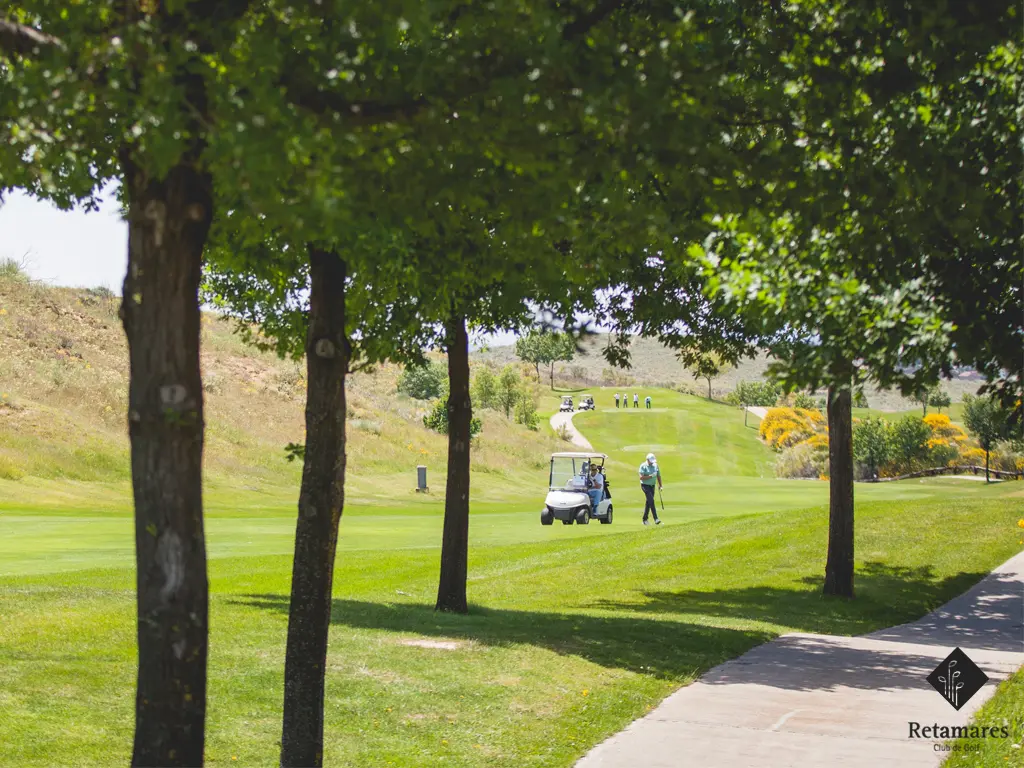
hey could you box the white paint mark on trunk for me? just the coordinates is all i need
[157,530,184,603]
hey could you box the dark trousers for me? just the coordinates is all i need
[641,484,659,521]
[633,400,638,408]
[615,400,619,408]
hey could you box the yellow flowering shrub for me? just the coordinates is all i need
[760,407,828,452]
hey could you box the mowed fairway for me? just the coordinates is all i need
[2,391,1022,766]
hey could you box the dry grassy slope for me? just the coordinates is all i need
[0,278,559,495]
[474,334,980,411]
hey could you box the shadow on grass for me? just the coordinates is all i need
[587,563,990,637]
[235,594,773,682]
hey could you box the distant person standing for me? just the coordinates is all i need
[614,393,620,408]
[645,395,652,409]
[639,453,662,525]
[633,393,639,408]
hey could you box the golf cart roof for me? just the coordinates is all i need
[551,452,608,459]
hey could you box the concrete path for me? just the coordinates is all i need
[746,406,769,420]
[550,410,593,450]
[577,551,1024,768]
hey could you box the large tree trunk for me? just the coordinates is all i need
[824,386,855,598]
[280,248,349,768]
[436,314,472,613]
[121,157,212,767]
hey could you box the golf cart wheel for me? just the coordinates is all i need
[541,509,553,526]
[600,505,613,524]
[576,508,590,525]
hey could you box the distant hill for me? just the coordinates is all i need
[472,334,980,411]
[0,272,559,497]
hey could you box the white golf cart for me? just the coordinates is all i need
[541,452,613,526]
[577,395,595,411]
[558,395,574,413]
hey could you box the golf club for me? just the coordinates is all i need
[658,486,665,511]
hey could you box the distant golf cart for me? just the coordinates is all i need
[541,452,613,526]
[577,395,595,412]
[559,395,574,413]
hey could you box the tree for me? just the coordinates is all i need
[2,7,256,763]
[963,394,1012,482]
[514,330,544,380]
[889,416,932,473]
[852,390,869,409]
[398,361,447,400]
[853,418,892,479]
[471,366,498,410]
[515,390,540,430]
[930,388,952,414]
[915,384,944,416]
[689,352,725,401]
[495,364,522,419]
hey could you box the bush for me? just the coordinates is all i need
[792,392,817,410]
[727,380,781,407]
[495,364,521,419]
[852,390,869,408]
[759,407,826,450]
[555,423,573,442]
[397,361,447,400]
[774,442,828,479]
[423,397,482,438]
[0,257,29,282]
[514,391,540,430]
[350,419,382,435]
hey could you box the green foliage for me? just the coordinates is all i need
[397,362,447,401]
[516,330,576,389]
[853,418,893,479]
[962,394,1012,453]
[852,390,869,409]
[495,364,522,419]
[514,391,539,431]
[471,366,498,410]
[727,380,781,407]
[929,389,952,413]
[889,416,932,472]
[792,392,817,410]
[0,258,29,282]
[423,396,482,439]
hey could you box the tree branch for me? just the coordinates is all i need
[0,19,64,57]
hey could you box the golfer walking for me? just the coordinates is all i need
[614,393,620,408]
[639,453,662,525]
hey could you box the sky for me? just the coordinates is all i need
[0,187,521,348]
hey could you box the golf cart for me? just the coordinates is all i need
[577,395,595,412]
[559,395,574,413]
[541,452,613,526]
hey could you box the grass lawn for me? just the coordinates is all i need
[2,389,1022,766]
[943,667,1024,766]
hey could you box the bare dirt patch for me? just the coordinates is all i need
[398,638,466,650]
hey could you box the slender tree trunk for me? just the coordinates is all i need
[707,377,712,400]
[824,386,855,598]
[985,448,990,483]
[534,362,540,380]
[280,248,349,768]
[436,314,472,614]
[121,156,212,767]
[549,361,555,390]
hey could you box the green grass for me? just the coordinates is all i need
[943,667,1024,767]
[2,386,1022,766]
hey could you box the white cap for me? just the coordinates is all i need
[647,453,656,462]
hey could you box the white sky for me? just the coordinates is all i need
[0,185,127,292]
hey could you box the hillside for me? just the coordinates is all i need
[0,274,560,505]
[474,334,981,411]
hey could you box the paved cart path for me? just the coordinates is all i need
[549,410,593,450]
[576,551,1024,768]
